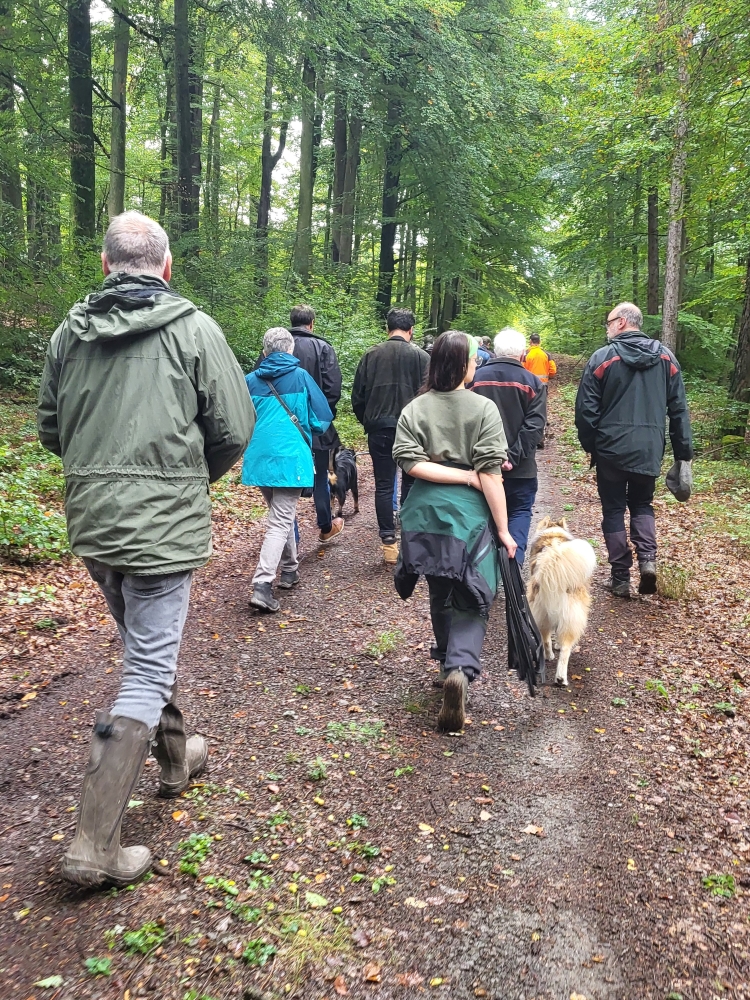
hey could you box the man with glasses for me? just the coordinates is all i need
[575,302,693,598]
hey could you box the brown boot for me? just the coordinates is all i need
[152,701,208,798]
[61,713,153,888]
[382,541,399,565]
[438,670,468,732]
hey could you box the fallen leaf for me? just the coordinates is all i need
[21,691,37,702]
[267,783,280,794]
[418,823,434,834]
[594,728,606,734]
[627,858,637,871]
[570,994,588,1000]
[305,891,328,909]
[352,928,370,948]
[172,810,186,822]
[342,680,354,689]
[334,974,348,995]
[404,896,428,909]
[591,954,604,963]
[348,705,363,713]
[364,962,382,982]
[429,978,444,987]
[479,810,492,822]
[521,824,545,837]
[475,990,488,998]
[50,833,64,842]
[396,972,425,987]
[34,976,64,989]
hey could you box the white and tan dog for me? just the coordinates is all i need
[526,517,597,687]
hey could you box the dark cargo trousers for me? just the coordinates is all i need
[596,460,657,577]
[426,576,488,681]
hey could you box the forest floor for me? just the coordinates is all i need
[1,381,750,1000]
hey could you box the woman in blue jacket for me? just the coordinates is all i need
[243,328,332,612]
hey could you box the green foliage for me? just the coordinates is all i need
[202,875,239,896]
[178,833,214,877]
[307,756,328,782]
[122,921,166,955]
[346,813,369,829]
[349,841,380,859]
[241,938,277,967]
[83,956,112,977]
[364,629,403,659]
[701,873,736,898]
[325,720,384,744]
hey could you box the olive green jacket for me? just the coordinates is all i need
[37,273,255,574]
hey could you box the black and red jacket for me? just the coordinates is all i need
[575,332,693,476]
[470,357,546,479]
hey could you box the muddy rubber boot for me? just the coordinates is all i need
[638,560,657,595]
[250,583,280,613]
[438,669,468,732]
[61,712,153,888]
[152,702,208,798]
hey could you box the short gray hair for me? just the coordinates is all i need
[103,211,170,275]
[613,301,643,329]
[493,326,526,359]
[263,327,294,355]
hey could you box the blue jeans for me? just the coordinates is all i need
[313,448,333,533]
[503,477,538,566]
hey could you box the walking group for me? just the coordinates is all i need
[37,211,692,887]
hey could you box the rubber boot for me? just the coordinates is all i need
[250,583,280,613]
[152,699,208,798]
[438,669,468,732]
[638,560,657,595]
[61,712,153,888]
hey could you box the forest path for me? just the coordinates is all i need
[0,387,747,1000]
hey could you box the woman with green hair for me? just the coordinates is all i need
[393,330,517,732]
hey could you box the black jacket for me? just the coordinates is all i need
[290,326,342,449]
[470,357,546,478]
[575,332,693,477]
[351,336,429,435]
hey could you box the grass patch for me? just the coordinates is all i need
[364,629,403,659]
[307,756,328,781]
[325,719,384,744]
[657,563,695,600]
[268,911,351,983]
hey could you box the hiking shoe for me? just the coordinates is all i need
[638,560,657,595]
[438,669,468,732]
[609,574,631,599]
[382,541,399,565]
[319,518,344,543]
[278,571,300,590]
[61,713,153,888]
[250,583,280,613]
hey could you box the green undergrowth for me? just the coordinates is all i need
[0,400,68,563]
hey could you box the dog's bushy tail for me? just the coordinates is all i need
[537,539,597,596]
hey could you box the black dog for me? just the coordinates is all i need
[328,447,359,517]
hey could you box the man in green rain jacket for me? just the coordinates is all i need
[37,211,255,889]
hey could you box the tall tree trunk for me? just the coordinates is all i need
[429,276,441,328]
[631,166,641,304]
[376,99,403,316]
[662,34,690,351]
[330,85,346,263]
[108,1,129,219]
[189,14,205,222]
[204,73,220,228]
[0,2,22,226]
[605,183,615,307]
[174,0,195,233]
[339,113,361,266]
[256,51,288,288]
[159,66,173,227]
[647,186,659,314]
[293,56,316,284]
[68,0,95,238]
[730,255,750,406]
[311,64,325,189]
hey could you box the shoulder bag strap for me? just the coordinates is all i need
[261,376,312,451]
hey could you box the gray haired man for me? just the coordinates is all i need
[38,211,255,887]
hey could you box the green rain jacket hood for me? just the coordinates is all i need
[38,272,255,574]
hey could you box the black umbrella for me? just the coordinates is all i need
[498,548,546,695]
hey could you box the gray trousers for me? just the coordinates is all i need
[427,576,488,681]
[84,559,193,730]
[253,487,301,586]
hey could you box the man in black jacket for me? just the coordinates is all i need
[575,302,693,597]
[471,326,546,564]
[289,304,344,543]
[351,307,429,563]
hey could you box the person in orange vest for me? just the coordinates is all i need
[523,334,557,384]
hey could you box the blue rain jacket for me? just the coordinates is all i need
[242,352,332,488]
